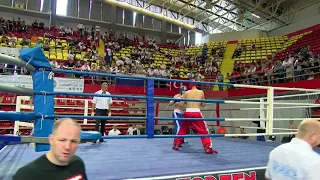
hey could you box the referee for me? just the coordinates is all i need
[91,82,112,143]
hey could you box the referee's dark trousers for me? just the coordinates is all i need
[94,108,108,137]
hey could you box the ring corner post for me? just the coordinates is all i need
[146,79,155,139]
[33,70,55,152]
[266,88,274,135]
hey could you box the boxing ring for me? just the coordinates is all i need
[0,48,320,180]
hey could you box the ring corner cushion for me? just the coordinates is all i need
[81,131,102,140]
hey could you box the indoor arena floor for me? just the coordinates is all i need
[1,138,320,180]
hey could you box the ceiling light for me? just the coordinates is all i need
[252,13,260,18]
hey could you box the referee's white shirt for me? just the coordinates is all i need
[92,90,113,110]
[265,138,320,180]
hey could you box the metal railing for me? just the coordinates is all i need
[1,64,319,91]
[225,65,320,87]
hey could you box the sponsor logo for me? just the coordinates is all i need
[53,79,57,88]
[176,171,257,180]
[66,174,83,180]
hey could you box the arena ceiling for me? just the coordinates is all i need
[144,0,320,33]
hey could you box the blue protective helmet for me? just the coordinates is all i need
[180,86,187,94]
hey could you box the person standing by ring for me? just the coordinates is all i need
[91,82,112,143]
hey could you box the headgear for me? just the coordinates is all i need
[179,86,186,94]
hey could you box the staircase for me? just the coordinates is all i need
[213,43,238,91]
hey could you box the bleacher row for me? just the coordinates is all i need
[0,93,146,135]
[275,30,320,60]
[233,31,313,66]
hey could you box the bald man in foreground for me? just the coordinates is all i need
[172,85,218,154]
[13,118,87,180]
[265,119,320,180]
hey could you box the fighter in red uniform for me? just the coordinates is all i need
[172,84,218,154]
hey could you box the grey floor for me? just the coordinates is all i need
[1,138,319,180]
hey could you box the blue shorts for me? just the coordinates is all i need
[257,135,265,141]
[172,112,184,134]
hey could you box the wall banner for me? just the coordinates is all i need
[0,75,84,92]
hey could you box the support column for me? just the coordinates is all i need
[266,88,274,135]
[50,0,57,26]
[161,20,167,44]
[146,79,155,138]
[110,5,117,30]
[33,70,54,152]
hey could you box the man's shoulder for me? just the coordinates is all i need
[94,90,102,94]
[70,155,85,166]
[13,155,47,178]
[269,143,290,155]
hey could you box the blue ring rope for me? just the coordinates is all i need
[0,134,226,143]
[34,91,226,103]
[0,113,227,122]
[154,97,225,103]
[43,115,147,120]
[155,117,225,121]
[100,134,225,139]
[34,91,147,100]
[0,112,36,121]
[52,69,235,87]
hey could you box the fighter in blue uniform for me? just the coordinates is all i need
[169,86,187,143]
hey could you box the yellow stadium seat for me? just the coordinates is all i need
[49,54,56,60]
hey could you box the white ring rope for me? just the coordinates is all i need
[238,126,296,131]
[242,92,320,101]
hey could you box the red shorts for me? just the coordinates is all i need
[174,108,212,148]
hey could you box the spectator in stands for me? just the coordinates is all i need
[0,26,4,36]
[81,62,91,71]
[294,55,304,81]
[21,36,29,46]
[1,34,8,44]
[36,40,43,48]
[31,34,38,43]
[201,43,208,65]
[59,23,65,31]
[238,128,249,139]
[308,71,315,80]
[282,56,294,82]
[43,41,50,51]
[127,125,136,135]
[9,34,17,47]
[65,27,72,36]
[32,20,38,29]
[50,60,58,68]
[216,71,224,91]
[108,125,121,136]
[20,21,27,32]
[251,43,256,50]
[39,21,44,29]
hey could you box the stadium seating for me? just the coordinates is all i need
[0,95,146,135]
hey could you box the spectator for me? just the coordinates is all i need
[127,125,136,135]
[238,128,249,139]
[108,125,121,136]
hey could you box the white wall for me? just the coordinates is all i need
[202,29,268,42]
[268,1,320,36]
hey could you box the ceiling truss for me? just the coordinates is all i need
[138,0,319,33]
